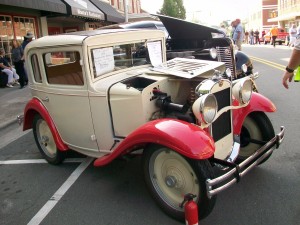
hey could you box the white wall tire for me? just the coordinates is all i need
[143,145,216,221]
[33,114,66,164]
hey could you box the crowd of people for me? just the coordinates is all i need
[0,32,33,89]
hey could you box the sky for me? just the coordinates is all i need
[140,0,259,26]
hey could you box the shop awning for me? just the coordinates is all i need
[62,0,105,20]
[268,12,300,22]
[0,0,67,14]
[89,0,124,23]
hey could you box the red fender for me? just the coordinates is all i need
[233,92,276,135]
[23,98,68,151]
[94,119,215,167]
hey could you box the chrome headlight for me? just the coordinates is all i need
[241,64,247,73]
[192,94,218,124]
[232,78,253,104]
[210,48,217,59]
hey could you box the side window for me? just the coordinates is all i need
[31,54,42,83]
[43,51,83,86]
[91,42,150,79]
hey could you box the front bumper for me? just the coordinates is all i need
[206,126,285,198]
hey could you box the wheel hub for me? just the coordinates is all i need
[41,135,49,146]
[164,169,184,189]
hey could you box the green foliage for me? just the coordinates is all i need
[159,0,186,19]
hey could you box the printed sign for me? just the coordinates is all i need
[147,41,162,67]
[93,47,114,77]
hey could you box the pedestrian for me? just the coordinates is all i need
[11,40,26,89]
[0,48,19,88]
[270,25,278,47]
[289,24,297,47]
[249,29,254,45]
[297,24,300,36]
[282,38,300,89]
[232,19,244,51]
[254,29,260,44]
[21,32,34,85]
[244,30,249,44]
[219,24,227,36]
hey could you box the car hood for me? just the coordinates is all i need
[155,14,223,40]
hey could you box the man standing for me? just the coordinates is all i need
[270,25,278,47]
[232,19,244,51]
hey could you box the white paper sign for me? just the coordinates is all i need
[147,41,162,67]
[93,47,114,77]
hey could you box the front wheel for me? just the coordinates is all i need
[33,114,66,164]
[238,112,275,164]
[142,145,216,221]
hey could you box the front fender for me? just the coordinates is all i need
[233,92,276,134]
[23,98,68,151]
[94,119,215,167]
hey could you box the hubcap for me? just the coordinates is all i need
[149,149,199,210]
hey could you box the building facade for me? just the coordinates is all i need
[268,0,300,30]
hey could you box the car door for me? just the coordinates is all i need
[33,48,98,152]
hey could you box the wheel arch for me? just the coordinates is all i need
[94,119,215,167]
[233,92,276,135]
[23,98,68,151]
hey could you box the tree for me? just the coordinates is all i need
[159,0,186,20]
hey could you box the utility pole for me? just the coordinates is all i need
[123,0,128,22]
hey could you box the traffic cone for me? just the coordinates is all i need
[180,193,199,225]
[294,66,300,82]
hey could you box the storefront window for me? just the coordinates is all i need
[13,16,36,41]
[0,15,13,62]
[0,15,36,63]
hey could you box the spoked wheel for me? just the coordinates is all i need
[143,145,216,221]
[33,114,66,164]
[238,112,275,164]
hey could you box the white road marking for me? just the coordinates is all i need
[0,158,85,165]
[281,58,290,62]
[27,157,93,225]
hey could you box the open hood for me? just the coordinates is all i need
[154,14,223,40]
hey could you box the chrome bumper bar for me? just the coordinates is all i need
[206,126,285,198]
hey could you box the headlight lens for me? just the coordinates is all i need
[210,48,217,59]
[241,64,247,73]
[192,94,218,124]
[232,78,253,104]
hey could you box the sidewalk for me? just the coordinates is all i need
[0,85,31,130]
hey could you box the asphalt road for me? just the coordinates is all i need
[1,44,299,225]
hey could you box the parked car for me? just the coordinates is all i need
[21,22,284,222]
[261,28,288,45]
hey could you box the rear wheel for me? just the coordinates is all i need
[33,114,66,164]
[143,145,216,221]
[238,112,275,164]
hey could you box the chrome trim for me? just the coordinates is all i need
[206,126,285,198]
[226,135,240,162]
[17,115,24,125]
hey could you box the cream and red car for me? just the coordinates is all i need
[22,26,284,221]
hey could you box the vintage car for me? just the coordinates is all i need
[22,26,284,221]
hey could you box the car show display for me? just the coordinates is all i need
[21,16,284,222]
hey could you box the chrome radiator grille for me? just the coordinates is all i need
[216,46,236,78]
[211,87,232,142]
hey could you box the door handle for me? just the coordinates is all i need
[42,97,49,102]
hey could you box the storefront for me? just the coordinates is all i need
[0,0,124,60]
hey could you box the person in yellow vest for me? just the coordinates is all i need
[270,25,279,47]
[282,38,300,88]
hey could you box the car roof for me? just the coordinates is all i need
[25,29,157,51]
